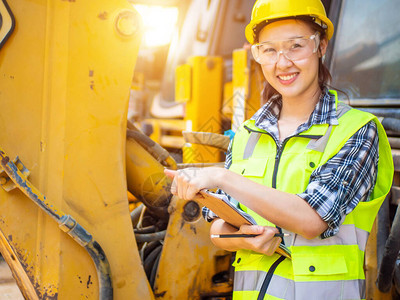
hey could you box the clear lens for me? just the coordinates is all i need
[251,33,320,65]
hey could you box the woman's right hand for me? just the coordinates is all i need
[210,219,281,256]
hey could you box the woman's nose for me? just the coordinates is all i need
[276,50,293,68]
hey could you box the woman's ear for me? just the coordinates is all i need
[319,38,328,57]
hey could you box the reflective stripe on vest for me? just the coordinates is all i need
[230,92,394,300]
[234,270,365,299]
[241,102,352,159]
[293,223,369,252]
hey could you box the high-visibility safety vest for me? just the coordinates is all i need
[229,94,394,300]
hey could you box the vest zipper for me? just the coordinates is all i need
[272,141,286,189]
[242,125,321,297]
[243,125,322,189]
[257,255,286,300]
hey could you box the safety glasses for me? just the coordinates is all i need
[251,32,320,65]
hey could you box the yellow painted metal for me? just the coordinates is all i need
[145,118,186,149]
[183,56,223,163]
[154,196,233,299]
[222,81,234,119]
[0,0,153,299]
[232,48,264,131]
[175,64,192,103]
[365,220,393,299]
[126,137,171,210]
[0,229,38,300]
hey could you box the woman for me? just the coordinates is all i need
[165,0,393,299]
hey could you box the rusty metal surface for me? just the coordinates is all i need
[0,229,38,300]
[0,147,113,299]
[0,0,152,298]
[0,149,64,221]
[154,196,233,299]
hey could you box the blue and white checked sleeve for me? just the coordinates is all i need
[202,140,235,222]
[297,120,379,238]
[203,120,379,239]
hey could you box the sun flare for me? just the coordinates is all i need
[133,4,179,48]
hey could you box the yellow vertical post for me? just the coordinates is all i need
[232,49,263,131]
[183,56,223,163]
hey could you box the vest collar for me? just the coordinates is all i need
[250,88,339,136]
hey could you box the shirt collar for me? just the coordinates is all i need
[251,88,339,134]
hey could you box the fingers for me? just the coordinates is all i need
[262,237,281,256]
[177,170,187,199]
[239,224,265,235]
[186,185,201,200]
[164,169,177,195]
[164,169,177,179]
[239,226,281,256]
[166,167,217,200]
[257,227,281,256]
[166,168,199,200]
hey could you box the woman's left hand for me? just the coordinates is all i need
[164,167,223,200]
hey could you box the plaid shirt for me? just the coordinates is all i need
[202,88,379,238]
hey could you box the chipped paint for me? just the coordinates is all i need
[0,148,113,299]
[12,240,58,299]
[97,12,108,20]
[86,275,93,289]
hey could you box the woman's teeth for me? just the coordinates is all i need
[278,74,297,81]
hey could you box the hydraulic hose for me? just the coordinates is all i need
[377,203,400,292]
[127,128,177,170]
[130,204,144,227]
[0,148,113,300]
[134,225,156,234]
[144,244,162,279]
[150,250,162,287]
[134,230,166,243]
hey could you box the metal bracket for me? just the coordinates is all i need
[0,156,30,192]
[0,0,15,50]
[0,147,113,299]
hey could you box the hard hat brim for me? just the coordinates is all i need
[245,15,334,44]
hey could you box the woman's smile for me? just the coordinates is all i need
[277,72,299,85]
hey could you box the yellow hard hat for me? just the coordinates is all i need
[245,0,334,44]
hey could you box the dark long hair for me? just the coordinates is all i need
[253,17,332,103]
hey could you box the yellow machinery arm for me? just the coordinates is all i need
[0,147,113,299]
[0,1,234,299]
[0,0,155,298]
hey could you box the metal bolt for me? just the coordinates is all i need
[115,10,140,37]
[0,177,7,185]
[182,200,200,222]
[206,58,216,70]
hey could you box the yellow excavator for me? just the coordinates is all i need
[0,0,399,299]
